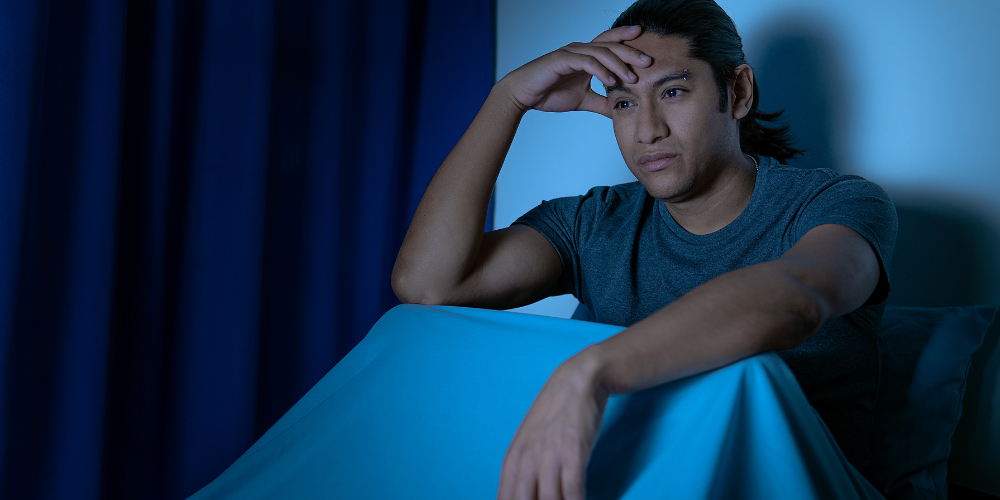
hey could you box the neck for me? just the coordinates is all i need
[662,153,757,235]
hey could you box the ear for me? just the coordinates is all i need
[731,64,754,120]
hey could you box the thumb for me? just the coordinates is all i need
[581,89,612,118]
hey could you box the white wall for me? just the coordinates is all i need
[494,0,1000,494]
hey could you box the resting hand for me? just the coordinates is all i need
[500,26,652,117]
[498,350,610,500]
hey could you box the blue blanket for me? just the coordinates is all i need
[190,305,884,499]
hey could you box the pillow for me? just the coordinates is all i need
[858,305,997,500]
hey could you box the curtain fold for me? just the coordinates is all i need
[0,0,494,498]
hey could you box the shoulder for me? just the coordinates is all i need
[758,158,893,206]
[578,181,647,202]
[753,156,897,247]
[757,157,898,276]
[513,181,647,230]
[574,182,652,229]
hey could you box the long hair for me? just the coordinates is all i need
[612,0,803,163]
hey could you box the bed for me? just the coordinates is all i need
[188,303,995,499]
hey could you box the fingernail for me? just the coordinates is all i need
[609,75,616,84]
[639,54,650,62]
[628,71,637,82]
[629,25,640,31]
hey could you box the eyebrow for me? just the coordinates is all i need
[605,70,693,95]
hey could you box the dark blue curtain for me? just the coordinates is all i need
[0,0,494,498]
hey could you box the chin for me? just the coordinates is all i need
[635,175,688,202]
[630,164,690,199]
[640,183,682,202]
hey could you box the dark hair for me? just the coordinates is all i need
[612,0,803,164]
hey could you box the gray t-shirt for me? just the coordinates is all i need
[514,156,898,466]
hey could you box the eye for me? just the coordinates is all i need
[613,100,635,110]
[663,88,684,98]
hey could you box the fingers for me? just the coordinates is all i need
[504,26,651,114]
[592,24,643,43]
[561,41,650,84]
[499,450,590,500]
[581,89,612,118]
[514,463,535,500]
[537,461,561,500]
[560,459,586,500]
[561,44,632,84]
[498,445,537,500]
[497,458,515,500]
[554,51,621,88]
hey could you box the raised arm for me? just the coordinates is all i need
[389,87,559,309]
[391,26,652,309]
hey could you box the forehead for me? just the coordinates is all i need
[623,34,703,77]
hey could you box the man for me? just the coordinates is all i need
[392,0,897,498]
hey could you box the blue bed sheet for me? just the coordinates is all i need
[189,305,884,499]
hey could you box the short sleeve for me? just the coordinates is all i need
[512,194,587,298]
[795,176,898,305]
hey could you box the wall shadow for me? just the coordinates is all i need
[888,198,999,309]
[749,15,848,172]
[750,14,1000,302]
[749,13,1000,495]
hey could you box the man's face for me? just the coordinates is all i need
[607,34,739,203]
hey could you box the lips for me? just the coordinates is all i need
[636,152,677,172]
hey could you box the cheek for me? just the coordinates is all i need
[612,117,633,155]
[676,109,718,149]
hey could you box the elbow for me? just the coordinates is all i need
[799,291,826,336]
[783,281,828,348]
[391,269,425,304]
[768,269,828,350]
[391,266,448,305]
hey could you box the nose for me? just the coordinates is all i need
[635,101,668,144]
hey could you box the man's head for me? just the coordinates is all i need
[605,33,752,203]
[611,0,802,164]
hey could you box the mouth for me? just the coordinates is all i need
[636,152,677,172]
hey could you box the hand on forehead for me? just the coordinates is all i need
[620,34,701,85]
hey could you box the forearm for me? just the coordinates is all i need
[580,260,828,394]
[392,80,526,303]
